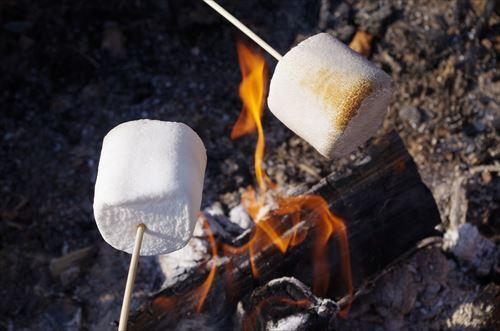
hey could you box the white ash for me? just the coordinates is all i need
[203,201,225,218]
[433,165,500,231]
[334,247,499,330]
[203,202,249,239]
[267,313,310,331]
[158,209,248,287]
[446,300,496,330]
[204,209,248,242]
[443,223,497,277]
[229,205,252,230]
[158,227,208,288]
[157,217,211,288]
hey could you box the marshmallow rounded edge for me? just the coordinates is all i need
[268,33,393,159]
[93,119,207,256]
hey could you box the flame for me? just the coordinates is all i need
[153,39,353,321]
[195,218,218,313]
[151,217,218,315]
[231,40,270,192]
[228,40,353,314]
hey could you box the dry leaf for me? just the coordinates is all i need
[349,31,373,57]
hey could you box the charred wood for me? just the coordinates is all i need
[129,131,440,330]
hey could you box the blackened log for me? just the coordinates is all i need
[129,131,440,330]
[238,277,339,330]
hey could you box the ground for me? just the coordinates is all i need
[0,0,499,330]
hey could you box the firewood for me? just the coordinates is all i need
[237,277,339,330]
[128,131,440,330]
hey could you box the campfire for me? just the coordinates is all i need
[90,2,439,330]
[128,38,439,330]
[229,39,352,310]
[131,39,354,330]
[204,39,353,317]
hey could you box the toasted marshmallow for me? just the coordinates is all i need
[268,33,392,158]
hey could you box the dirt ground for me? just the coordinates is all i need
[1,0,499,330]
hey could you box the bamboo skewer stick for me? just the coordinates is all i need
[118,223,146,331]
[202,0,283,61]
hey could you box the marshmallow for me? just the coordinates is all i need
[93,120,207,256]
[268,33,392,158]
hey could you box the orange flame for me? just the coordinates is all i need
[153,39,353,321]
[195,218,218,313]
[231,40,270,192]
[152,217,219,315]
[229,39,353,315]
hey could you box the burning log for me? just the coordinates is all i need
[128,130,440,330]
[237,277,339,330]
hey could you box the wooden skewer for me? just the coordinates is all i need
[118,223,146,331]
[202,0,284,61]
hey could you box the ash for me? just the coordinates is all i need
[1,0,499,330]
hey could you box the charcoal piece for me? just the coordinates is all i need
[239,277,338,331]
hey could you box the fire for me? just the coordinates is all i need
[231,40,270,192]
[152,217,218,315]
[195,218,218,313]
[153,39,353,322]
[227,39,353,314]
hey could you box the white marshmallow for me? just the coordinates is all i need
[93,120,207,256]
[268,33,392,158]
